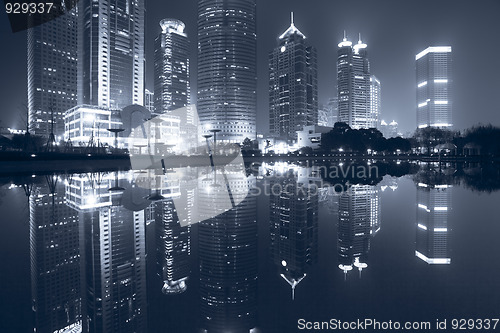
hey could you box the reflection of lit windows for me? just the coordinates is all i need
[415,251,451,265]
[417,223,427,230]
[418,81,427,88]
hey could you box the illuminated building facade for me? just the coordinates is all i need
[144,89,154,113]
[27,5,78,137]
[337,33,376,129]
[416,183,452,264]
[269,14,318,142]
[416,46,452,129]
[78,0,145,108]
[370,75,381,129]
[154,19,190,116]
[30,178,81,333]
[197,0,257,142]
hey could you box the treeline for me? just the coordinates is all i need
[320,122,500,155]
[320,122,411,153]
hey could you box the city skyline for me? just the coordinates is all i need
[1,0,500,134]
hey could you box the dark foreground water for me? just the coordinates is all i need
[1,161,500,333]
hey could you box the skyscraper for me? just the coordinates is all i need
[78,0,145,108]
[154,19,190,115]
[370,75,381,129]
[269,13,318,142]
[337,33,378,129]
[197,0,257,143]
[416,46,452,129]
[27,5,78,137]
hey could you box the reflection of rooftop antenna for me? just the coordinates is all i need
[343,30,346,40]
[291,12,294,25]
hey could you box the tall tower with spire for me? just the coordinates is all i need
[269,13,318,142]
[337,32,377,129]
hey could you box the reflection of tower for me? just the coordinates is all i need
[155,199,191,294]
[30,176,81,333]
[269,168,319,300]
[337,185,380,278]
[66,172,147,332]
[416,183,452,264]
[198,173,258,332]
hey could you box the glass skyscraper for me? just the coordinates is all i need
[27,4,78,137]
[154,19,190,116]
[337,33,378,129]
[197,0,257,142]
[416,46,452,129]
[269,14,318,143]
[78,0,145,108]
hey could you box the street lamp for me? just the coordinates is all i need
[107,128,125,153]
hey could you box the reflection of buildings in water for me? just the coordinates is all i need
[30,176,82,333]
[65,172,147,332]
[337,185,381,279]
[416,183,452,265]
[269,168,319,300]
[198,171,258,332]
[154,199,191,295]
[380,176,399,192]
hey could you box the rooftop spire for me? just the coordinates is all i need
[358,32,362,43]
[278,12,306,40]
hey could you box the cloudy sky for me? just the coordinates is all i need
[1,0,499,134]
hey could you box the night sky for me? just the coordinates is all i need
[1,0,499,134]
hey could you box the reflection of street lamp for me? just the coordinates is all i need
[209,129,221,156]
[107,128,124,152]
[203,134,215,171]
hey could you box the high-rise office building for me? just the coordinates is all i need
[370,75,381,129]
[416,46,452,129]
[416,183,452,264]
[269,13,318,142]
[337,33,378,129]
[197,0,257,142]
[27,5,78,137]
[78,0,145,108]
[30,177,81,333]
[154,19,190,116]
